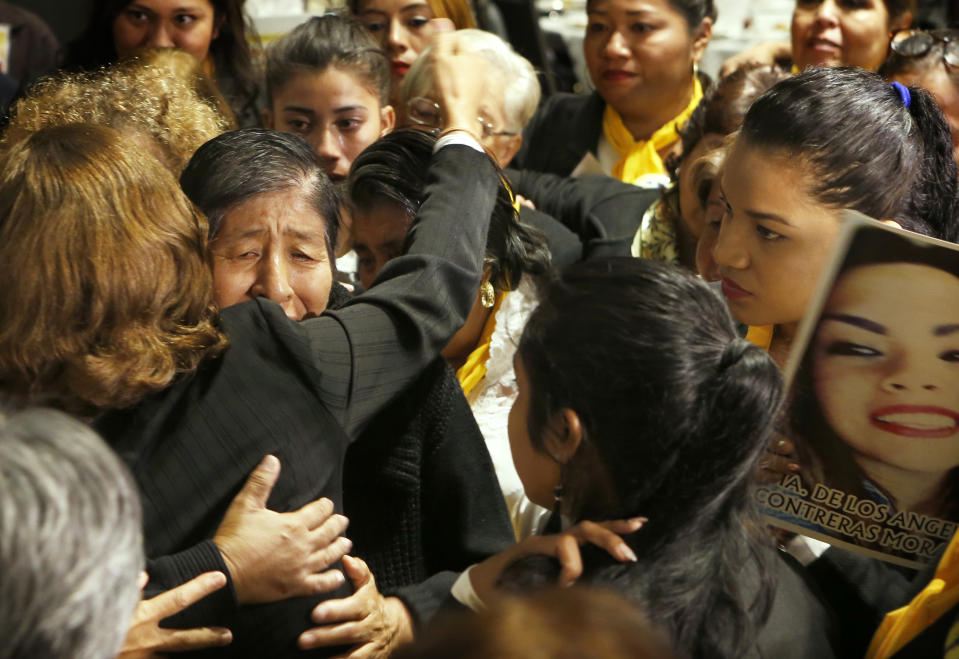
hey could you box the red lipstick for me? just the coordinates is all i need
[870,405,959,438]
[721,277,751,300]
[391,61,410,76]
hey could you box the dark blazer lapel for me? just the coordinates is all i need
[555,92,606,176]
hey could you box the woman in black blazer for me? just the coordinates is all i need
[0,43,499,657]
[514,0,715,188]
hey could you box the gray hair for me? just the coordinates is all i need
[401,29,541,133]
[0,407,143,659]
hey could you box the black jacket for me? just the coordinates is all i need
[343,358,515,626]
[507,167,659,260]
[94,145,498,657]
[512,91,605,177]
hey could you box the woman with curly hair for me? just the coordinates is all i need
[7,48,231,174]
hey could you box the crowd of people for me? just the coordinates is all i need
[2,0,959,657]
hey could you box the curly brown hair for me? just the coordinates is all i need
[7,50,231,174]
[0,124,228,417]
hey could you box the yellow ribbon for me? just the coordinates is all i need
[455,290,507,397]
[867,532,959,659]
[603,76,703,185]
[456,190,518,397]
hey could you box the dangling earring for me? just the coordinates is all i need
[553,481,566,505]
[553,463,567,515]
[480,280,495,308]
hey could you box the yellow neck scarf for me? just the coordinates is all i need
[456,290,507,397]
[745,325,775,351]
[867,532,959,658]
[603,76,703,185]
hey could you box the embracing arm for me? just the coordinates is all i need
[143,456,352,634]
[507,168,660,258]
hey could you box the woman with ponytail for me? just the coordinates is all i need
[714,66,959,362]
[513,0,715,189]
[452,258,839,658]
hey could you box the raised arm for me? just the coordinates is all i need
[301,39,499,437]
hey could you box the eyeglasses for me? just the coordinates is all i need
[407,97,518,139]
[890,30,959,68]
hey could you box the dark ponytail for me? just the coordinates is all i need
[709,339,782,487]
[741,67,959,241]
[513,258,783,657]
[902,84,959,243]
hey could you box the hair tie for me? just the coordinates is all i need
[719,337,752,372]
[890,81,912,109]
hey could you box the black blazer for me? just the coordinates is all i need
[512,91,605,177]
[509,91,664,260]
[94,144,499,657]
[517,204,582,269]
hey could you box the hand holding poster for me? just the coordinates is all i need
[759,215,959,568]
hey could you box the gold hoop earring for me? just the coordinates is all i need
[480,280,495,308]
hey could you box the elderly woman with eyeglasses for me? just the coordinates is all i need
[401,28,591,269]
[402,28,663,262]
[400,29,533,169]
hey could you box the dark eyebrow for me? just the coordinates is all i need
[716,181,791,226]
[822,313,887,335]
[355,238,405,253]
[333,105,368,114]
[744,209,793,227]
[285,227,325,242]
[934,324,959,336]
[282,106,315,116]
[587,8,657,15]
[216,227,266,241]
[130,2,204,10]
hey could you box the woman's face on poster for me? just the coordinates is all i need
[812,263,959,477]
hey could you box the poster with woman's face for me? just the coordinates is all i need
[757,217,959,567]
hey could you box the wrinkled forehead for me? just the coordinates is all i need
[217,187,330,239]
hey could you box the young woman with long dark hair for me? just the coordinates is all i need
[460,258,839,658]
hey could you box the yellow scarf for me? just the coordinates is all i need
[455,195,519,397]
[867,532,959,658]
[745,325,775,351]
[603,76,703,185]
[456,290,507,397]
